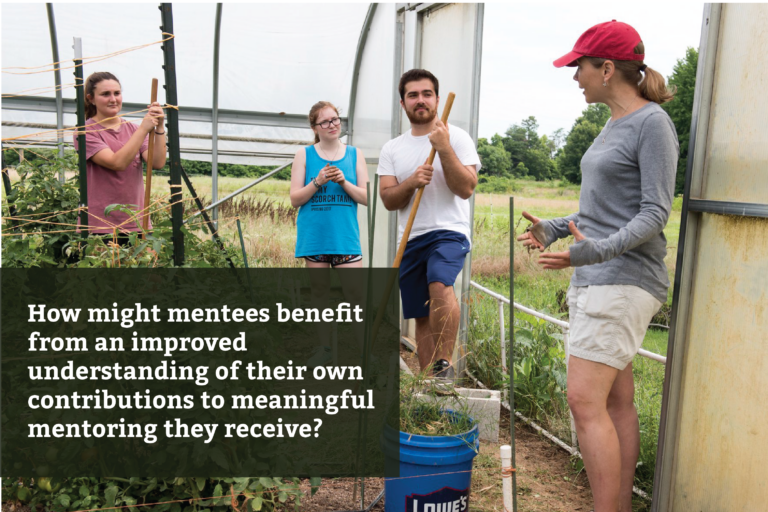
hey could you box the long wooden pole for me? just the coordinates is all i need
[354,93,457,395]
[392,91,455,267]
[142,78,158,236]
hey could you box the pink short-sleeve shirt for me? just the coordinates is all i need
[73,118,149,233]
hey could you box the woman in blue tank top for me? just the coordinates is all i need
[290,101,368,265]
[290,101,369,366]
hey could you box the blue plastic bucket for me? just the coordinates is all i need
[383,411,479,512]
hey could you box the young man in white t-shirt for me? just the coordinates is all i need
[377,69,482,378]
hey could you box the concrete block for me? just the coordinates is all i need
[415,387,501,443]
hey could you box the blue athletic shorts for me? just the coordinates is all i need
[399,229,470,319]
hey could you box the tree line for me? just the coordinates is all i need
[477,47,698,195]
[3,150,285,181]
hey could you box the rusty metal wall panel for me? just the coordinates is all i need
[671,215,768,510]
[702,4,768,203]
[655,4,768,511]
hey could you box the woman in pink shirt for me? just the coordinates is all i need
[74,72,166,241]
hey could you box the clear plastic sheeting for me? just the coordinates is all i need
[2,4,70,95]
[419,4,480,136]
[217,4,367,114]
[2,3,166,101]
[349,3,396,268]
[2,3,367,164]
[349,3,396,160]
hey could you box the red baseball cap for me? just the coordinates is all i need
[553,20,645,68]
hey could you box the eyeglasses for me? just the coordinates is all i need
[314,117,341,129]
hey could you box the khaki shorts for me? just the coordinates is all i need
[566,285,663,370]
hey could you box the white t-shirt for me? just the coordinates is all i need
[377,123,481,244]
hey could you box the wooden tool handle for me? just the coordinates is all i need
[392,92,456,267]
[142,78,159,237]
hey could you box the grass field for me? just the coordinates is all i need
[154,176,300,267]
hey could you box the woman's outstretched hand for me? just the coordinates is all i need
[516,211,545,250]
[537,221,586,270]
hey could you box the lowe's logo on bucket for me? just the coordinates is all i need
[405,486,469,512]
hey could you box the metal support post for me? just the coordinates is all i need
[46,3,65,175]
[211,3,223,229]
[159,3,184,265]
[73,37,88,229]
[508,196,517,512]
[179,165,236,269]
[2,146,19,228]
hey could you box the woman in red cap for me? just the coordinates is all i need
[518,20,678,512]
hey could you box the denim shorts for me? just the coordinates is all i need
[567,285,663,370]
[399,230,470,319]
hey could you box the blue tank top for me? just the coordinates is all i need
[295,145,361,257]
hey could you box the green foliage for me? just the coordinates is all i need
[476,137,512,178]
[502,117,557,181]
[556,104,611,184]
[467,287,567,421]
[511,315,568,421]
[2,154,81,266]
[478,116,561,184]
[476,175,517,194]
[2,157,240,269]
[164,160,287,180]
[661,47,698,195]
[2,476,306,512]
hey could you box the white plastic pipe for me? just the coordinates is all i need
[563,327,578,448]
[501,444,513,512]
[499,298,507,373]
[469,280,665,363]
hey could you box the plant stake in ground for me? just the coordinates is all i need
[142,78,159,236]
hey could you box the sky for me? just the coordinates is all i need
[478,2,705,139]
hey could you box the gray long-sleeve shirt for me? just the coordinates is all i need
[532,102,679,303]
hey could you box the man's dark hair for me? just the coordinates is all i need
[398,69,439,100]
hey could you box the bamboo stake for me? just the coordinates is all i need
[141,78,158,236]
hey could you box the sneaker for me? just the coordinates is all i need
[432,359,455,380]
[307,346,332,368]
